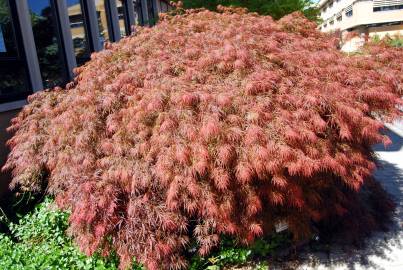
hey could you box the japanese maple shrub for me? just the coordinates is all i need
[3,6,402,270]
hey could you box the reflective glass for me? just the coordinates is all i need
[0,29,5,52]
[116,0,128,37]
[147,0,156,25]
[28,0,66,88]
[0,0,30,102]
[67,0,90,66]
[133,0,143,25]
[0,0,17,55]
[95,0,110,47]
[0,64,30,103]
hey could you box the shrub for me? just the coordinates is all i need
[3,7,402,270]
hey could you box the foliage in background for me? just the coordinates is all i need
[172,0,321,21]
[3,7,402,270]
[371,34,403,48]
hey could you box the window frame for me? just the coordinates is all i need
[0,0,37,107]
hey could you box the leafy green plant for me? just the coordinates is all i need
[189,233,290,269]
[389,37,403,48]
[0,198,120,270]
[371,34,403,48]
[0,196,288,270]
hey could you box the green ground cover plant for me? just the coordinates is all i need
[189,234,290,270]
[0,198,290,270]
[0,198,119,270]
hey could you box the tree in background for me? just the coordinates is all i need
[173,0,320,21]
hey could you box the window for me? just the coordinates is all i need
[345,5,353,17]
[67,0,90,66]
[133,0,143,25]
[146,0,156,25]
[337,15,342,21]
[95,0,111,46]
[28,0,67,89]
[0,0,31,103]
[330,20,334,25]
[159,0,170,13]
[374,5,403,12]
[0,0,16,56]
[116,0,129,37]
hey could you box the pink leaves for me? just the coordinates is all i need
[212,168,230,190]
[249,223,263,237]
[160,118,177,133]
[236,162,254,184]
[216,93,233,108]
[244,125,265,146]
[272,174,288,188]
[217,144,235,167]
[200,118,221,141]
[181,92,200,107]
[106,113,121,134]
[245,70,280,95]
[175,145,191,165]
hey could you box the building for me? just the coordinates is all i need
[0,0,170,195]
[318,0,403,37]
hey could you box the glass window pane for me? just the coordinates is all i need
[0,28,5,52]
[0,0,17,56]
[147,0,156,25]
[161,1,169,13]
[67,0,90,66]
[133,0,143,25]
[116,0,128,37]
[0,64,30,103]
[0,0,30,102]
[28,0,66,89]
[95,0,110,47]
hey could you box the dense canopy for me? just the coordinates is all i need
[4,7,402,270]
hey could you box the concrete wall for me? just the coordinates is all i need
[0,110,18,198]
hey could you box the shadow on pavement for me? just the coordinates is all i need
[373,127,402,152]
[284,131,403,270]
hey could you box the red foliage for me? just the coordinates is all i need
[3,8,402,270]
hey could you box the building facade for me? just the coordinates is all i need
[0,0,170,196]
[318,0,403,37]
